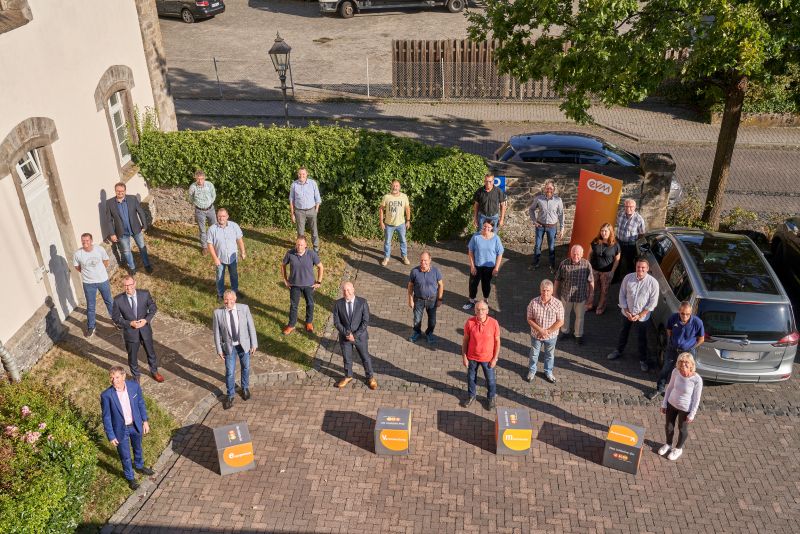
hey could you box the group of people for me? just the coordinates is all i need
[88,168,705,490]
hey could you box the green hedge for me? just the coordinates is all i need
[131,124,487,242]
[0,380,97,534]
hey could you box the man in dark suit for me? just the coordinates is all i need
[105,181,153,275]
[112,275,164,382]
[332,281,377,390]
[100,365,155,490]
[213,289,258,409]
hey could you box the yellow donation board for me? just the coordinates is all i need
[495,407,533,455]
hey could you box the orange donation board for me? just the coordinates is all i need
[375,408,411,456]
[570,170,624,255]
[602,420,646,475]
[495,407,533,455]
[213,421,255,476]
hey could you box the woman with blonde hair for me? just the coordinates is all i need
[587,222,620,314]
[659,352,703,461]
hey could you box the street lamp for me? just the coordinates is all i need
[268,32,292,126]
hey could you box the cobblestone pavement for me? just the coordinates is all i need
[109,242,800,532]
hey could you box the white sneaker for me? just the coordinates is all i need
[658,444,671,456]
[380,257,389,266]
[462,301,475,310]
[667,448,683,461]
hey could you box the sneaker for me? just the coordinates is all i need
[640,361,650,372]
[462,301,475,310]
[549,265,556,274]
[408,332,421,342]
[127,479,140,490]
[135,466,155,476]
[658,444,671,456]
[544,373,557,384]
[86,328,95,338]
[645,390,663,401]
[526,371,535,383]
[667,448,683,461]
[460,396,476,408]
[426,334,436,344]
[380,257,389,266]
[607,350,622,360]
[488,396,497,409]
[402,256,411,265]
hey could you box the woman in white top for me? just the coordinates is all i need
[659,352,703,461]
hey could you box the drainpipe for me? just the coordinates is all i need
[0,340,22,383]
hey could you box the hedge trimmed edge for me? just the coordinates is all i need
[130,124,487,242]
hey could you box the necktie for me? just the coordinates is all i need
[347,301,353,321]
[129,295,137,319]
[229,309,239,342]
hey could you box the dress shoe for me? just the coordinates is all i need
[151,372,165,383]
[305,323,314,333]
[460,396,476,408]
[145,265,154,274]
[367,377,378,390]
[336,376,352,388]
[282,326,295,336]
[223,397,233,410]
[127,479,140,490]
[86,328,95,338]
[575,337,584,346]
[242,388,251,401]
[135,466,155,476]
[488,396,497,409]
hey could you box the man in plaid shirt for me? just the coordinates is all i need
[616,199,646,277]
[526,279,564,384]
[554,244,594,346]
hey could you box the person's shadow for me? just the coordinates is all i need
[48,244,76,317]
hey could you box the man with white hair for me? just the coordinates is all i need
[332,281,377,390]
[616,198,646,277]
[526,279,565,384]
[554,244,594,345]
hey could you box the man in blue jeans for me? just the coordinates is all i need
[281,236,324,335]
[105,182,152,275]
[213,290,258,410]
[646,301,704,399]
[379,179,412,266]
[472,174,507,231]
[207,208,246,300]
[460,300,500,409]
[528,179,564,271]
[73,233,113,338]
[525,279,565,384]
[407,251,444,345]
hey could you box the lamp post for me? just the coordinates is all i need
[268,32,292,126]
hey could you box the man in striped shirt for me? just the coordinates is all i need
[615,198,646,277]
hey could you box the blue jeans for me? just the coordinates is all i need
[413,297,438,335]
[383,224,408,258]
[215,260,238,297]
[225,344,251,399]
[528,336,556,375]
[288,286,314,326]
[118,231,151,271]
[467,359,496,399]
[534,225,557,266]
[116,424,144,481]
[83,280,113,330]
[478,214,499,230]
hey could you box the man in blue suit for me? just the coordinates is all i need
[100,365,155,490]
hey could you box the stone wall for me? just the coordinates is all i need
[148,186,195,223]
[0,302,64,378]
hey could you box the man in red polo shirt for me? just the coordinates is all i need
[461,300,500,409]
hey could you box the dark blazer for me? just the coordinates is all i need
[332,296,369,342]
[112,289,157,342]
[100,380,148,441]
[105,195,148,240]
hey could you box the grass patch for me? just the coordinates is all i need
[112,221,350,367]
[27,346,178,533]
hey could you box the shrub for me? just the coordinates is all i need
[0,380,97,534]
[130,124,487,242]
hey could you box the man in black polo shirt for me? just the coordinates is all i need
[407,251,444,346]
[473,174,507,230]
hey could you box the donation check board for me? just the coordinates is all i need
[602,420,645,475]
[375,408,411,456]
[213,422,255,475]
[495,407,533,455]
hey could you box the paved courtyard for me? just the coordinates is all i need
[107,242,800,533]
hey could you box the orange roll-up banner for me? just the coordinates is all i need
[570,170,624,254]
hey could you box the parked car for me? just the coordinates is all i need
[319,0,464,18]
[639,228,798,383]
[156,0,225,23]
[771,216,800,290]
[492,131,683,206]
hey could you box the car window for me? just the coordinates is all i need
[578,152,611,165]
[534,149,579,164]
[602,143,640,166]
[648,235,673,265]
[697,300,793,341]
[668,261,693,301]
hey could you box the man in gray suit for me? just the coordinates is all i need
[213,289,258,409]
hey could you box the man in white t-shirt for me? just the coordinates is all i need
[73,232,113,337]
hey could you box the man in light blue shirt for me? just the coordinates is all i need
[73,232,113,338]
[207,208,246,300]
[188,169,217,253]
[289,166,321,252]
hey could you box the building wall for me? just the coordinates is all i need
[0,0,159,360]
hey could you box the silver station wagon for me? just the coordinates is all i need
[639,228,798,383]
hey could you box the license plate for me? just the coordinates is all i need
[212,2,219,6]
[721,350,761,361]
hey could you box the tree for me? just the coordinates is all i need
[468,0,800,229]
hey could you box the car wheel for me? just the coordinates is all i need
[338,1,355,18]
[447,0,465,12]
[181,8,196,23]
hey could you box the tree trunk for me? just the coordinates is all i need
[702,75,748,229]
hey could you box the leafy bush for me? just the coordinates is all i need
[130,124,487,242]
[0,380,97,534]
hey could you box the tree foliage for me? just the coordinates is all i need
[468,0,799,227]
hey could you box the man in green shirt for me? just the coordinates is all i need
[379,180,411,266]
